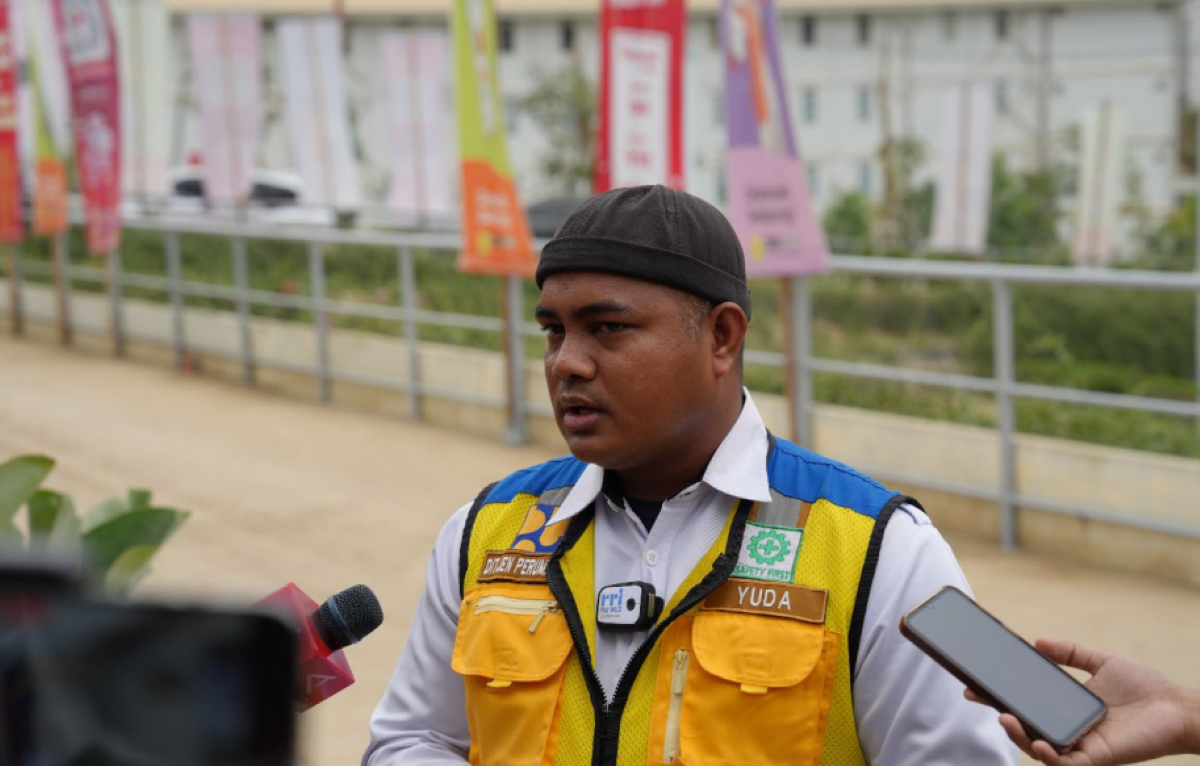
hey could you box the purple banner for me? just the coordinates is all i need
[721,0,827,276]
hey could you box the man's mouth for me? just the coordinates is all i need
[560,402,603,430]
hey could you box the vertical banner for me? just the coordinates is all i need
[111,0,171,205]
[382,29,455,227]
[0,0,22,243]
[26,0,70,236]
[51,0,121,255]
[721,0,826,276]
[451,0,535,275]
[277,16,362,211]
[929,83,994,256]
[595,0,685,192]
[187,14,261,207]
[1073,103,1127,266]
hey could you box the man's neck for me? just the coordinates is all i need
[612,392,743,502]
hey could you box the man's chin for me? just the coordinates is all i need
[561,431,624,468]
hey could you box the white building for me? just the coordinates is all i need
[167,0,1186,250]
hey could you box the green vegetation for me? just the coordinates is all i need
[0,454,190,595]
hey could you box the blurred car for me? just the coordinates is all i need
[525,196,587,239]
[126,167,339,227]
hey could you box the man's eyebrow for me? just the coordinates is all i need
[535,301,634,322]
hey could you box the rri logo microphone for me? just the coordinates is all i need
[596,582,663,631]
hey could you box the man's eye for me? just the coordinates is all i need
[596,323,627,334]
[540,324,564,337]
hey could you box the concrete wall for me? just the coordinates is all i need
[4,279,1198,587]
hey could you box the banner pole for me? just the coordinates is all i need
[52,232,71,346]
[107,249,124,357]
[6,243,20,336]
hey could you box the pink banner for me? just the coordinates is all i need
[596,0,685,192]
[721,0,826,276]
[0,0,22,243]
[187,14,261,207]
[52,0,121,255]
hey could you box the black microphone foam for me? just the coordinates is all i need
[312,584,384,652]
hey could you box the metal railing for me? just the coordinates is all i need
[4,216,1200,547]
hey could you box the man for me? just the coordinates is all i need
[364,185,1016,765]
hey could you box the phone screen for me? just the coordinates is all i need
[0,596,297,766]
[904,587,1105,747]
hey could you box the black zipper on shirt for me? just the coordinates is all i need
[548,497,755,766]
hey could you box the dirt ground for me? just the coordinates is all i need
[3,335,1199,765]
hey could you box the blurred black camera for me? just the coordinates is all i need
[0,556,297,766]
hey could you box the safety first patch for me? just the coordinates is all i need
[732,521,803,583]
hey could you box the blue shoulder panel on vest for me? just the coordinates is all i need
[767,437,895,519]
[484,456,588,505]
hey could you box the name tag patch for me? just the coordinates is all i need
[733,521,803,583]
[702,578,828,624]
[478,549,552,584]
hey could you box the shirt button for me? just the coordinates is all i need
[645,549,660,566]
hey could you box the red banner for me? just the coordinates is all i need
[52,0,120,255]
[595,0,685,193]
[0,0,21,243]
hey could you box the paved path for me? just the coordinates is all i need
[3,336,1198,765]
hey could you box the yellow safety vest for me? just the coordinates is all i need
[453,436,916,766]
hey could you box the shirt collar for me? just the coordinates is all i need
[549,389,773,526]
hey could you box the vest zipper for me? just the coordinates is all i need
[547,498,753,766]
[474,595,560,633]
[661,649,690,763]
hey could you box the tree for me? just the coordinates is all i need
[987,155,1068,263]
[516,58,596,196]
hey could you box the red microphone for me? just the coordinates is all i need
[257,583,384,710]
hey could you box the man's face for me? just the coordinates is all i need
[536,272,717,471]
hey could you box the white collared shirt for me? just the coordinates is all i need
[364,394,1018,766]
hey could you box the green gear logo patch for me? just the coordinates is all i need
[748,528,791,566]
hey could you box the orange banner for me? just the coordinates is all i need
[33,159,67,236]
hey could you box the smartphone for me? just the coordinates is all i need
[900,585,1106,753]
[0,595,298,766]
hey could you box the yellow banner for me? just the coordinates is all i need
[452,0,535,276]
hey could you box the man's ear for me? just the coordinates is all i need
[709,302,749,378]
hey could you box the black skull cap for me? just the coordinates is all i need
[535,185,751,319]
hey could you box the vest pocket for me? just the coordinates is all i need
[675,611,840,766]
[452,583,573,766]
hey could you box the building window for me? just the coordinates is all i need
[995,10,1010,40]
[858,163,872,195]
[498,20,514,52]
[942,11,956,40]
[715,92,724,125]
[857,14,871,46]
[711,16,721,47]
[560,20,575,51]
[807,164,819,197]
[800,15,816,46]
[995,80,1009,114]
[802,87,818,124]
[857,86,872,122]
[505,100,519,133]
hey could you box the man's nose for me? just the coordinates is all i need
[549,333,596,381]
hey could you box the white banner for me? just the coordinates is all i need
[609,28,670,188]
[111,0,171,202]
[10,0,33,184]
[381,29,455,227]
[929,83,994,255]
[187,13,261,206]
[1073,103,1128,265]
[277,16,361,211]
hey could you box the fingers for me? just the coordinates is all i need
[1029,740,1067,765]
[1035,638,1114,675]
[998,713,1036,755]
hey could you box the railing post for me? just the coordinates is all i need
[108,248,125,357]
[232,237,254,386]
[503,275,528,446]
[398,247,422,420]
[165,231,185,369]
[6,243,21,336]
[52,233,71,346]
[790,277,814,449]
[993,278,1017,550]
[309,241,332,404]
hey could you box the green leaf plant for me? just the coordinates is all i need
[0,455,189,596]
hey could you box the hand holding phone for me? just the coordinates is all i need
[900,586,1107,754]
